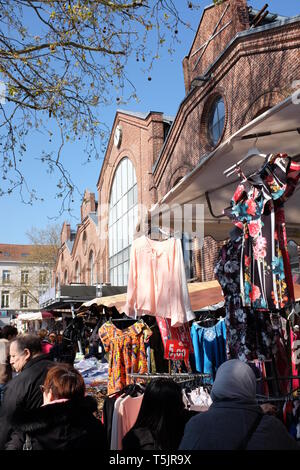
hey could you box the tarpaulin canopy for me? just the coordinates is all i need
[149,94,300,243]
[17,311,54,321]
[79,281,224,313]
[79,281,300,315]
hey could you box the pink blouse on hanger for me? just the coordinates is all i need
[124,235,195,327]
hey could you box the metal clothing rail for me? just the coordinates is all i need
[128,372,211,385]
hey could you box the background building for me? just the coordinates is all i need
[0,244,52,323]
[54,0,300,288]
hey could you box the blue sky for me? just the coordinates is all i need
[0,0,299,244]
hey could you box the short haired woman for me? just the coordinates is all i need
[5,364,107,450]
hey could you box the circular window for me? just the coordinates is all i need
[82,231,87,255]
[208,97,225,146]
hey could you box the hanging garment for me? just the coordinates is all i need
[98,322,152,395]
[215,237,280,362]
[225,154,300,311]
[102,394,120,448]
[124,236,195,327]
[117,394,143,450]
[110,395,125,450]
[183,386,213,412]
[156,317,194,353]
[190,319,226,381]
[291,330,300,392]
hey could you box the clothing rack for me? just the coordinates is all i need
[128,372,211,385]
[256,387,300,404]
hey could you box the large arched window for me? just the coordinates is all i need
[89,250,94,285]
[109,158,138,286]
[75,261,80,283]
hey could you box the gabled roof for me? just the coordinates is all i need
[117,109,174,123]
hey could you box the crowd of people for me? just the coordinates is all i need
[0,325,299,451]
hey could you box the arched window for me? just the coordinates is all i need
[64,269,68,285]
[208,96,225,146]
[89,250,94,285]
[82,231,87,255]
[55,276,60,292]
[109,158,138,286]
[75,261,80,283]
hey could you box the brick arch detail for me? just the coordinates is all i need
[167,165,193,192]
[240,90,287,128]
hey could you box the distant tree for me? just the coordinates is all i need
[9,224,60,308]
[0,0,200,212]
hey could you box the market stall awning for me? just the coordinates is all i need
[80,281,224,313]
[150,94,300,243]
[79,281,300,315]
[17,311,54,321]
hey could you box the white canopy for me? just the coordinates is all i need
[17,312,43,321]
[150,95,300,242]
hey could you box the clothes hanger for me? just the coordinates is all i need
[224,138,267,178]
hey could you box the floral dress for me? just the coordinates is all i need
[214,236,280,362]
[99,321,152,394]
[225,154,300,310]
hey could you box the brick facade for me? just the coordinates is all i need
[54,1,300,288]
[154,14,300,198]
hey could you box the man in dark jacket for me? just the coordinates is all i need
[179,359,300,451]
[0,334,53,449]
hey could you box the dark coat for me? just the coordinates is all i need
[0,354,53,449]
[122,409,197,450]
[179,401,300,450]
[5,396,107,450]
[122,427,157,450]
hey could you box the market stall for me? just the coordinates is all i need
[16,310,55,333]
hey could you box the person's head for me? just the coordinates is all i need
[133,378,185,449]
[41,364,85,405]
[48,333,56,344]
[9,334,42,373]
[2,325,18,341]
[38,329,48,340]
[211,359,257,404]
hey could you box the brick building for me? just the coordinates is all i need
[54,0,300,288]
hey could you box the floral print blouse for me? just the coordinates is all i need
[225,154,300,311]
[99,321,152,394]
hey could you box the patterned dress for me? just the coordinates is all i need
[99,321,152,394]
[215,237,280,362]
[225,154,300,310]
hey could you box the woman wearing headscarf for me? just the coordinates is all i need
[179,359,299,450]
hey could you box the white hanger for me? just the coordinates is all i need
[224,139,267,178]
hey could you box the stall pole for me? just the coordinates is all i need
[71,303,83,354]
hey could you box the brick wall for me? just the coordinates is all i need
[183,0,249,93]
[55,4,300,289]
[193,236,227,281]
[80,190,96,222]
[154,21,300,199]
